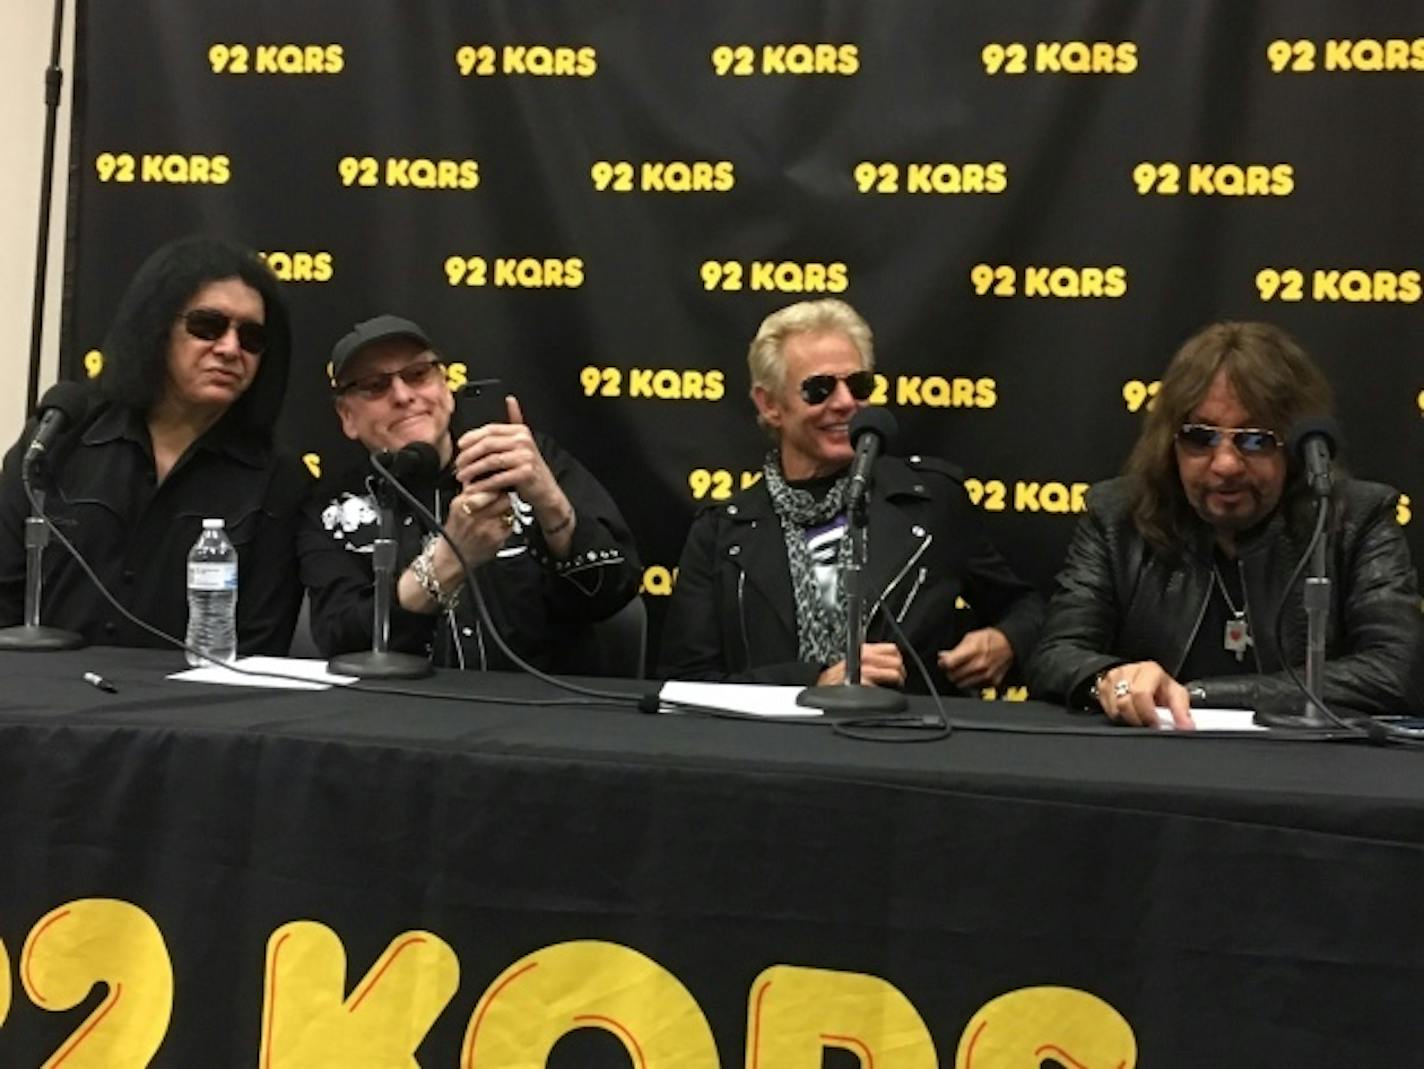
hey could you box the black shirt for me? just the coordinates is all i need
[0,401,307,653]
[297,432,641,671]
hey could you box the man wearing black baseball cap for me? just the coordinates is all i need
[298,314,640,671]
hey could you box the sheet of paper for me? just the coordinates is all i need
[169,656,357,691]
[659,680,823,717]
[1155,706,1265,732]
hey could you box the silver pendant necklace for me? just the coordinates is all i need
[1212,564,1252,661]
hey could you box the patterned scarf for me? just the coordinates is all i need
[762,450,852,665]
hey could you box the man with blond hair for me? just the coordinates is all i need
[661,298,1043,692]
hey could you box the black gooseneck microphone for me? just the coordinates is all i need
[0,381,91,650]
[1288,416,1341,499]
[326,441,445,679]
[371,441,442,485]
[845,407,898,518]
[22,380,90,477]
[798,405,907,715]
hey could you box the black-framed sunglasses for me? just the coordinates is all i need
[1176,423,1283,456]
[180,308,268,355]
[335,358,446,399]
[799,370,875,405]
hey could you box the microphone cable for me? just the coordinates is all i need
[17,469,371,690]
[823,604,952,743]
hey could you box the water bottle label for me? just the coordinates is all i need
[188,562,237,591]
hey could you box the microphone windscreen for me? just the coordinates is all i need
[1287,416,1342,461]
[35,381,91,425]
[402,440,441,478]
[849,406,899,451]
[373,440,443,482]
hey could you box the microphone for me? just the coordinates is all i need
[22,381,90,477]
[846,407,898,515]
[371,441,441,484]
[1288,416,1341,498]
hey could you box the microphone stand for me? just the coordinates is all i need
[0,470,84,649]
[327,474,431,679]
[25,0,69,417]
[1254,493,1338,730]
[797,494,908,715]
[1297,495,1333,726]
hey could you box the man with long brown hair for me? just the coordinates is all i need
[1029,321,1422,727]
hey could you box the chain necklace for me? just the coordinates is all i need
[1212,563,1252,662]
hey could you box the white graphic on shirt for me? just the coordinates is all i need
[805,515,848,611]
[320,490,532,558]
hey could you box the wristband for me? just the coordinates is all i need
[541,508,575,538]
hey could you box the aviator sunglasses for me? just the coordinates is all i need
[181,308,268,355]
[1176,423,1283,456]
[799,370,875,405]
[335,359,446,399]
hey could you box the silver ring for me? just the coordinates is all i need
[1112,679,1131,699]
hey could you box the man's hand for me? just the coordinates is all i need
[454,396,575,556]
[816,643,906,688]
[441,488,513,569]
[1093,660,1194,729]
[937,627,1014,689]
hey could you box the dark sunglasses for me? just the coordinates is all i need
[1176,423,1283,456]
[799,370,875,405]
[180,308,268,355]
[335,358,445,399]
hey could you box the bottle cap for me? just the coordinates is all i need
[202,518,225,529]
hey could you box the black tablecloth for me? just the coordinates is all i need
[1,647,1421,1066]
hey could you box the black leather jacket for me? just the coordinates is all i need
[659,455,1044,690]
[1028,477,1424,715]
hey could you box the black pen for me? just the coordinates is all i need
[83,671,118,694]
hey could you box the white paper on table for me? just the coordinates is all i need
[659,680,823,717]
[1155,706,1265,732]
[168,656,357,691]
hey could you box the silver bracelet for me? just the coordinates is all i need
[409,536,461,611]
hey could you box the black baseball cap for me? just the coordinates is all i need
[329,314,434,385]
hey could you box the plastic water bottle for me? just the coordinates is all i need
[186,518,238,666]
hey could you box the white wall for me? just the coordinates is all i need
[0,2,73,445]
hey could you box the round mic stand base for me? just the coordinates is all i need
[1252,697,1337,731]
[797,683,908,715]
[0,623,84,650]
[328,650,432,680]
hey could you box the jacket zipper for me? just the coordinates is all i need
[895,566,928,623]
[867,531,933,625]
[1172,562,1214,677]
[735,568,751,668]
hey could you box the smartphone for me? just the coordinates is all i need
[453,377,506,438]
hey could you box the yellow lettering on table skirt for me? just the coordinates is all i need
[260,920,458,1068]
[746,964,937,1068]
[462,940,719,1067]
[21,899,173,1069]
[955,986,1136,1068]
[0,936,9,1026]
